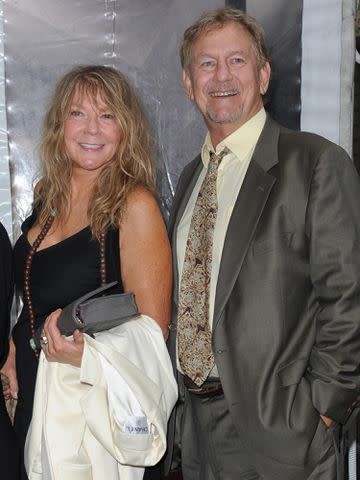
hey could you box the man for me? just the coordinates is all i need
[167,7,360,480]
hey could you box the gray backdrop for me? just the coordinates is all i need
[4,0,304,233]
[1,0,355,236]
[4,0,222,233]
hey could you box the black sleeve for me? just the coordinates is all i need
[0,222,13,369]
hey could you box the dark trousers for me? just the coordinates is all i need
[180,389,337,480]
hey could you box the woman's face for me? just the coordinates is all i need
[64,88,122,173]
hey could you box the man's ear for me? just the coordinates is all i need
[183,69,194,100]
[259,61,271,95]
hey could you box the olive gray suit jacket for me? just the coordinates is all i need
[167,115,360,471]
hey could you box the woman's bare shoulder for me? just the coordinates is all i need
[121,186,161,225]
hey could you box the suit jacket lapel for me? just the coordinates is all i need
[213,116,280,330]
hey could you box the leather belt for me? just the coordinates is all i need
[183,374,223,397]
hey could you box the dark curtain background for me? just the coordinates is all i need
[227,0,302,131]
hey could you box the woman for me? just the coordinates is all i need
[0,221,20,478]
[7,65,175,479]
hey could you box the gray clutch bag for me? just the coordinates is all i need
[35,281,139,349]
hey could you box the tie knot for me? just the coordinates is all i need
[209,147,229,167]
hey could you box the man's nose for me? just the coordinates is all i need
[215,60,232,82]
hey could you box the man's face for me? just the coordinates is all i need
[183,22,270,144]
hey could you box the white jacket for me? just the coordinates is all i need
[25,315,178,480]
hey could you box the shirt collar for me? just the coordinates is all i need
[201,108,266,166]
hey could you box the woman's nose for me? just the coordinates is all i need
[85,115,99,134]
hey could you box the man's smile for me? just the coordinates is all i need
[209,89,240,97]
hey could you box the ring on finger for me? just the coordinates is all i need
[40,334,48,347]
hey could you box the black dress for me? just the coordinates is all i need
[0,222,20,479]
[12,213,163,480]
[13,213,122,480]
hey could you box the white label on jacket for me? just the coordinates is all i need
[124,416,149,434]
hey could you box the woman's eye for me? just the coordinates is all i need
[70,110,82,117]
[101,113,115,120]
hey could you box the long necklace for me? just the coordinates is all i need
[24,210,106,358]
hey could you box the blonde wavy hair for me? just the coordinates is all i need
[36,65,155,239]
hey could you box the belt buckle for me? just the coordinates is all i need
[196,384,223,397]
[184,375,223,397]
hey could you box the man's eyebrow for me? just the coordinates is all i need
[195,49,248,58]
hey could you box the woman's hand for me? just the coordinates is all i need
[0,337,18,400]
[42,309,84,367]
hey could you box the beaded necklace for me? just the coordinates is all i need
[25,209,106,358]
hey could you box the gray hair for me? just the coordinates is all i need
[180,7,270,72]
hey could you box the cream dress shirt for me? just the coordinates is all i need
[176,108,266,376]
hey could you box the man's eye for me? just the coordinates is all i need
[200,61,215,68]
[232,57,244,65]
